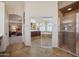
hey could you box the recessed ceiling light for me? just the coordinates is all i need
[67,8,72,11]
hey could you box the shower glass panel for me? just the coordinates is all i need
[40,17,53,48]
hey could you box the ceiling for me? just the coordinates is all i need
[59,1,79,14]
[58,1,76,9]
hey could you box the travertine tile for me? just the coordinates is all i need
[1,36,74,57]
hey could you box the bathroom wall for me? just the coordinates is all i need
[5,1,24,17]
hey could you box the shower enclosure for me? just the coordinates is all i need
[59,11,76,54]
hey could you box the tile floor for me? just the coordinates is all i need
[0,36,74,57]
[9,36,23,44]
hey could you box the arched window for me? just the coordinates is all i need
[39,23,45,31]
[47,23,52,32]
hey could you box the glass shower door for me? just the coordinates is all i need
[40,18,53,48]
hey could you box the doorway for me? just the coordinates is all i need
[30,17,53,56]
[9,14,23,45]
[30,17,53,48]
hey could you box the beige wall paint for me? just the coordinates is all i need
[5,1,24,17]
